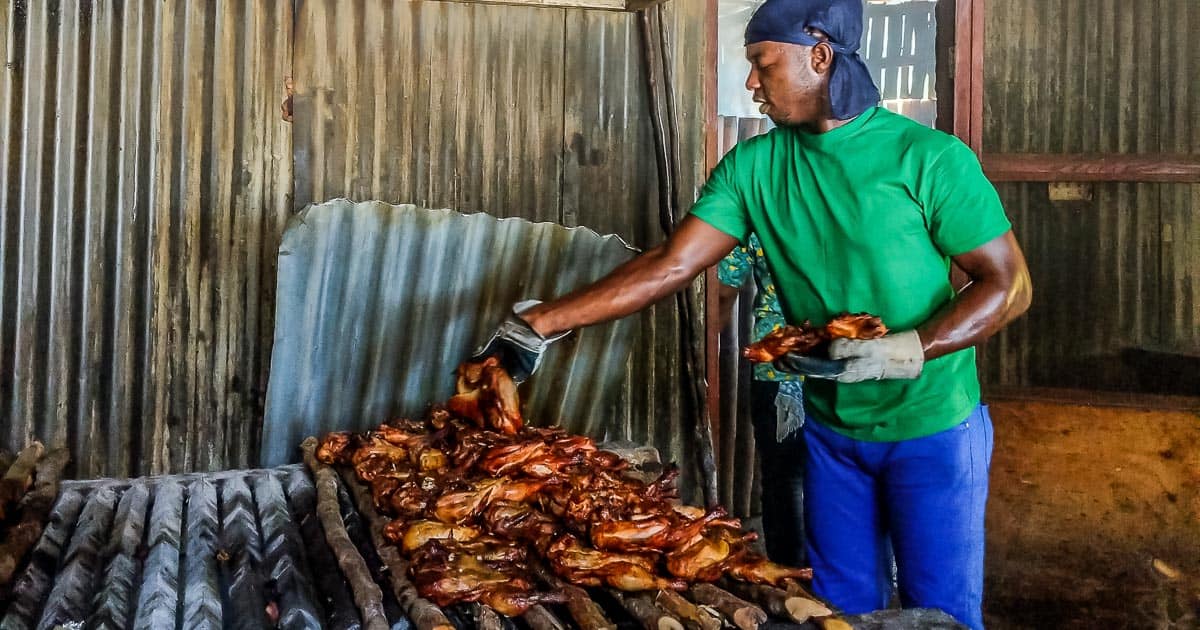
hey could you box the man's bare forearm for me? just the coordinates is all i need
[520,216,740,338]
[917,231,1032,361]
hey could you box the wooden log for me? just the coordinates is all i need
[0,442,45,521]
[523,605,567,630]
[687,583,767,630]
[284,469,363,630]
[721,579,832,624]
[0,447,68,588]
[611,590,684,630]
[780,580,852,630]
[301,437,390,630]
[532,564,616,630]
[334,463,455,630]
[653,590,721,630]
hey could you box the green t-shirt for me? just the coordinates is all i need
[690,107,1011,442]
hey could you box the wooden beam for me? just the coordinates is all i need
[983,153,1200,182]
[968,0,985,154]
[702,0,721,484]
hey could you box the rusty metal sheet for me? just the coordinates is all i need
[0,0,294,477]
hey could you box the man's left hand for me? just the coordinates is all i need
[826,330,925,383]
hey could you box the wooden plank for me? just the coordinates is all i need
[983,153,1200,182]
[952,0,974,146]
[969,0,985,153]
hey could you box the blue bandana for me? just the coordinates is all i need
[745,0,880,120]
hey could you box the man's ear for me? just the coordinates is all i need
[810,41,835,74]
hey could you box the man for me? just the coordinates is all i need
[717,235,807,568]
[475,1,1031,627]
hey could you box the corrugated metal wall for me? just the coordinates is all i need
[2,0,710,481]
[979,0,1200,390]
[291,1,711,494]
[0,0,293,477]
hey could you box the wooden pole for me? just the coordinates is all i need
[611,590,684,630]
[654,589,722,630]
[333,462,455,630]
[687,583,767,630]
[301,437,390,630]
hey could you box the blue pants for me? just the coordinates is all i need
[803,404,993,630]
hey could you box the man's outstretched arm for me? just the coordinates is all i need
[521,216,741,337]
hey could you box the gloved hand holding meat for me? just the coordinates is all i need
[315,360,812,616]
[743,313,924,382]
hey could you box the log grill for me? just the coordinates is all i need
[0,464,963,630]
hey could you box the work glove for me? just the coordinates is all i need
[826,330,925,383]
[472,300,569,383]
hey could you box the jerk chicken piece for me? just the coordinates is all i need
[388,519,482,551]
[315,431,355,465]
[824,312,888,340]
[590,508,742,553]
[410,535,528,565]
[433,477,553,524]
[447,357,524,434]
[483,501,561,550]
[479,441,590,478]
[725,554,814,585]
[665,527,757,582]
[547,535,687,591]
[477,588,569,617]
[742,323,827,363]
[409,540,565,616]
[743,313,888,363]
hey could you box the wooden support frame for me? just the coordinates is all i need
[703,0,721,475]
[983,153,1200,183]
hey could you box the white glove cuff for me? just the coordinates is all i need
[500,300,570,354]
[882,329,925,379]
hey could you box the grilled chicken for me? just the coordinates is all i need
[824,312,888,340]
[726,554,815,585]
[316,358,813,612]
[391,519,482,551]
[665,527,757,582]
[547,534,687,591]
[433,477,552,524]
[744,312,888,363]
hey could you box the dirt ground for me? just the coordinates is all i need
[983,400,1200,629]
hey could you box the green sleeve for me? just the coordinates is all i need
[689,147,751,243]
[923,140,1012,256]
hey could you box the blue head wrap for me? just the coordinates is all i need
[745,0,880,120]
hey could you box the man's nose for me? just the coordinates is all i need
[745,67,760,91]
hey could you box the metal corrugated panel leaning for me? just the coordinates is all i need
[261,201,695,483]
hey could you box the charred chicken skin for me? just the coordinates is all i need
[743,312,888,363]
[316,359,814,614]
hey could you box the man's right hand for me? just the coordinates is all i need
[472,300,569,383]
